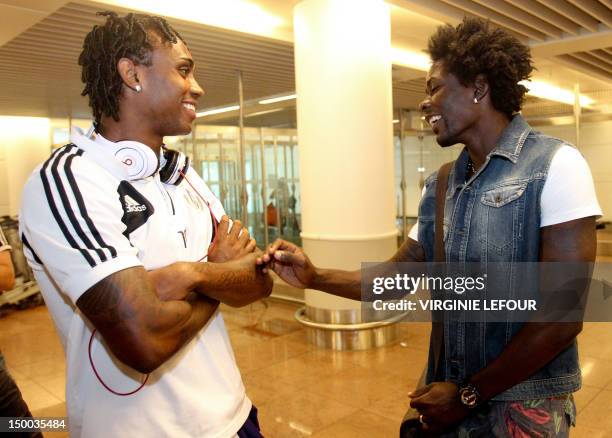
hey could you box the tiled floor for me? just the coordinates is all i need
[1,300,612,437]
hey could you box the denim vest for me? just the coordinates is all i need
[418,115,581,400]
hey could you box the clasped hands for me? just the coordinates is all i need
[202,215,294,275]
[255,239,472,434]
[255,239,316,289]
[156,216,270,304]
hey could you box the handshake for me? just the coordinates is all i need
[207,215,315,291]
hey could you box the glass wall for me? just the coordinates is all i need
[168,123,464,249]
[169,125,302,248]
[393,131,462,240]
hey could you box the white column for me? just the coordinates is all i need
[293,0,397,346]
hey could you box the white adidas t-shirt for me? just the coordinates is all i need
[20,133,251,437]
[409,146,602,240]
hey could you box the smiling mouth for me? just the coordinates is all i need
[182,102,196,112]
[427,115,442,127]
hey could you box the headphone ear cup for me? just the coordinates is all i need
[114,144,159,180]
[160,149,189,185]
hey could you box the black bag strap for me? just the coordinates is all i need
[431,161,454,380]
[400,161,455,437]
[434,161,453,263]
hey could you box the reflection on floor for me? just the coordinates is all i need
[1,300,612,437]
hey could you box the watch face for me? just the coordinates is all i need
[460,389,479,407]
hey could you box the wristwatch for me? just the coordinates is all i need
[458,380,481,409]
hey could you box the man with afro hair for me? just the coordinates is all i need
[406,17,601,437]
[260,17,601,437]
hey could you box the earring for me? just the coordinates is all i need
[135,84,142,93]
[473,97,478,104]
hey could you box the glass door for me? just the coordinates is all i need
[173,125,301,249]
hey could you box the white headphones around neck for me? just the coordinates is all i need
[74,126,190,185]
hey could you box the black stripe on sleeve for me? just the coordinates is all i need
[64,149,118,259]
[40,145,97,267]
[21,233,42,265]
[51,146,108,264]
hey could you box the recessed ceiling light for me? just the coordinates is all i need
[259,94,297,105]
[520,80,594,107]
[196,105,240,118]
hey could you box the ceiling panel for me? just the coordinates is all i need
[0,0,610,123]
[0,1,296,118]
[394,0,612,84]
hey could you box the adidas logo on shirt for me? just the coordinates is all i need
[124,194,147,213]
[117,181,154,237]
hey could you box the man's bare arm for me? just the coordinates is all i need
[77,254,272,373]
[409,217,596,432]
[389,237,426,263]
[196,252,273,307]
[77,265,218,374]
[262,237,425,301]
[470,216,596,401]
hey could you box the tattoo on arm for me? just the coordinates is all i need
[76,266,215,371]
[77,267,150,326]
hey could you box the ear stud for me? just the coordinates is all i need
[135,84,142,93]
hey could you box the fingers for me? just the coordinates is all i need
[229,219,242,238]
[278,239,298,253]
[256,257,268,274]
[268,239,283,251]
[262,239,298,262]
[409,385,433,410]
[262,243,277,263]
[217,215,230,235]
[409,384,432,398]
[245,238,257,253]
[238,228,251,249]
[273,250,302,266]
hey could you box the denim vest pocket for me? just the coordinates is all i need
[481,181,527,207]
[479,181,528,253]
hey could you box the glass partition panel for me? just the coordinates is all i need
[394,131,462,240]
[175,125,301,249]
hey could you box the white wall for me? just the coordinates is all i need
[0,116,51,217]
[396,119,612,221]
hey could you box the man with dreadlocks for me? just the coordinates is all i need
[19,11,270,437]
